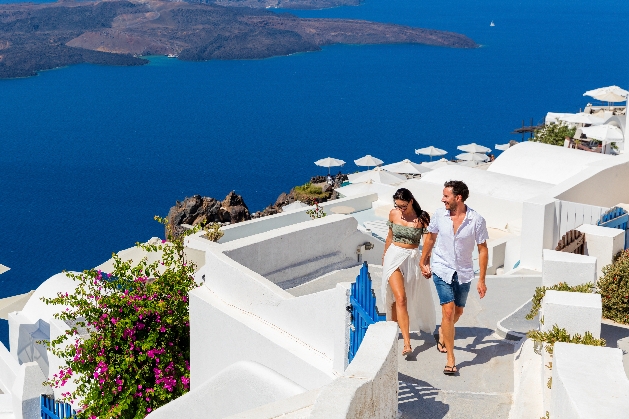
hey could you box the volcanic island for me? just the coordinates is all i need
[0,0,477,79]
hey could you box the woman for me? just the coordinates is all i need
[382,188,436,356]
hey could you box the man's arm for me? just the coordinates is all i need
[477,241,488,298]
[420,232,437,278]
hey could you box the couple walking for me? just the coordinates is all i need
[382,181,488,375]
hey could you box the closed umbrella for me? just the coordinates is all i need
[415,146,447,161]
[315,157,345,175]
[381,159,431,175]
[457,143,491,154]
[495,144,511,151]
[456,152,489,162]
[349,167,406,185]
[581,124,624,142]
[583,86,629,103]
[354,154,384,170]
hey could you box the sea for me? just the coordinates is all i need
[0,0,627,342]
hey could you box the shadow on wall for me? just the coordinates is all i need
[17,320,49,376]
[398,373,449,419]
[601,322,629,379]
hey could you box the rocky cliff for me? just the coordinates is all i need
[166,191,250,237]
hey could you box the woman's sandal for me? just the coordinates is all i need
[437,341,448,353]
[402,345,413,356]
[443,365,457,375]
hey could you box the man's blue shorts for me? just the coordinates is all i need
[433,272,471,307]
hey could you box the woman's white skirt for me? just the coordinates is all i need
[382,244,436,334]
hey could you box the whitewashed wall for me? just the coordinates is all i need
[0,343,20,395]
[551,343,629,419]
[189,283,342,391]
[310,322,399,419]
[221,215,382,289]
[552,155,629,207]
[218,194,378,243]
[401,178,524,230]
[520,196,558,271]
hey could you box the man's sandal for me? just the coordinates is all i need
[402,346,413,356]
[437,341,448,353]
[443,365,457,375]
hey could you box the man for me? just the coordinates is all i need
[420,180,488,375]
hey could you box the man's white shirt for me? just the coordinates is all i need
[426,206,489,284]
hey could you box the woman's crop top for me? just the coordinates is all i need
[387,220,426,245]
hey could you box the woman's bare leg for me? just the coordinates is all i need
[389,268,411,351]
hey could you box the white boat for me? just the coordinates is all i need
[167,53,178,58]
[490,21,495,26]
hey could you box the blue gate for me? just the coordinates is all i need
[348,262,385,363]
[597,206,629,249]
[41,395,76,419]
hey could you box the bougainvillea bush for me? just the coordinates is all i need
[43,217,200,418]
[598,249,629,324]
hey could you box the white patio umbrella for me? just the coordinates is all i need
[457,143,491,154]
[315,157,345,174]
[381,159,431,175]
[335,180,397,200]
[456,152,489,162]
[581,124,624,142]
[354,154,384,170]
[415,146,447,161]
[495,144,511,151]
[559,113,606,125]
[349,167,406,185]
[0,290,33,320]
[583,86,629,103]
[420,158,454,169]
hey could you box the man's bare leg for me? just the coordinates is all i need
[441,303,465,371]
[438,306,464,353]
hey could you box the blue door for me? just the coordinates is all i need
[41,395,76,419]
[348,262,386,363]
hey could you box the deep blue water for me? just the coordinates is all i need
[0,0,627,302]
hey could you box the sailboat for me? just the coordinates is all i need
[490,20,495,26]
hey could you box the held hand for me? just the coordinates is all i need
[420,263,431,279]
[477,280,487,299]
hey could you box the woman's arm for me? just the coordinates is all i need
[420,232,436,278]
[383,227,392,263]
[382,210,396,263]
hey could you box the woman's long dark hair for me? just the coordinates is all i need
[393,188,430,227]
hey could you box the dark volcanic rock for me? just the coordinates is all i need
[166,191,251,237]
[222,191,251,223]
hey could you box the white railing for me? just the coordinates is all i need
[556,200,609,240]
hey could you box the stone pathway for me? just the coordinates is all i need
[395,274,541,419]
[287,265,541,419]
[289,264,542,419]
